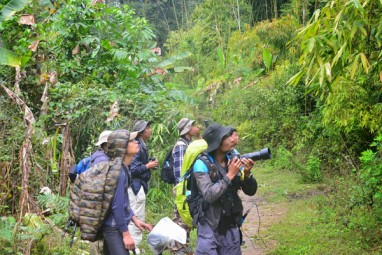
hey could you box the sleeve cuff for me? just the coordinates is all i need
[223,175,231,185]
[118,224,129,233]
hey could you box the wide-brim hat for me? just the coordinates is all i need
[177,118,195,136]
[133,120,153,133]
[202,123,232,153]
[95,130,113,146]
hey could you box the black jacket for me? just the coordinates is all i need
[130,138,151,194]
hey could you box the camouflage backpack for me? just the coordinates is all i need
[68,158,123,242]
[66,129,133,245]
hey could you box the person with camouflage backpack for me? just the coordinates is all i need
[102,129,153,254]
[69,129,152,255]
[89,130,112,255]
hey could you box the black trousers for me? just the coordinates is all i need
[103,225,131,255]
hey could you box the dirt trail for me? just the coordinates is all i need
[239,191,286,255]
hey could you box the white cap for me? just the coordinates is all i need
[95,130,113,146]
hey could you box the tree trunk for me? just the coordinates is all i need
[265,0,269,20]
[1,82,36,217]
[236,0,241,32]
[171,0,180,30]
[273,0,278,19]
[19,125,33,217]
[59,123,75,196]
[302,0,308,24]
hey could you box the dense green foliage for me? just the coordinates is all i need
[0,0,192,253]
[1,0,381,253]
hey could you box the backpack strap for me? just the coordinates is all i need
[186,153,215,227]
[198,153,214,173]
[173,138,187,153]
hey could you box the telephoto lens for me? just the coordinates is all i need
[241,148,272,161]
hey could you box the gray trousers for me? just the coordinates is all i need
[195,222,241,255]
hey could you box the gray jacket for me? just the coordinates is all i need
[193,153,257,230]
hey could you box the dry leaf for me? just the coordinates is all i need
[106,101,119,122]
[151,47,162,56]
[91,0,105,4]
[19,14,36,25]
[40,73,49,83]
[49,71,58,85]
[28,40,40,52]
[233,77,242,85]
[40,82,49,115]
[380,72,382,83]
[14,67,21,95]
[1,84,35,124]
[72,44,80,55]
[153,68,166,75]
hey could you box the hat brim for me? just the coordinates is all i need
[136,120,153,133]
[129,131,138,141]
[95,130,113,146]
[95,140,106,146]
[205,126,232,153]
[180,120,195,136]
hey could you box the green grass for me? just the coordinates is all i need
[257,164,320,203]
[255,165,382,255]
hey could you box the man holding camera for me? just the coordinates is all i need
[129,120,159,254]
[193,123,257,255]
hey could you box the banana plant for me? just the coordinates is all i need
[263,48,277,71]
[156,51,194,72]
[0,0,32,66]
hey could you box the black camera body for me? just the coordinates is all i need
[229,148,272,161]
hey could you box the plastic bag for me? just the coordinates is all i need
[147,217,187,255]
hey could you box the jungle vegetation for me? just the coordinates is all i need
[0,0,381,254]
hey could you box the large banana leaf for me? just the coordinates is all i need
[263,48,273,70]
[0,0,32,22]
[156,51,192,69]
[0,47,21,67]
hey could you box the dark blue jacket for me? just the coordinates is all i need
[90,149,110,168]
[130,138,151,195]
[103,164,134,232]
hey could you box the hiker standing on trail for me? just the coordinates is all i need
[102,129,153,255]
[90,130,112,255]
[129,120,159,254]
[173,118,201,185]
[193,123,257,255]
[171,118,200,254]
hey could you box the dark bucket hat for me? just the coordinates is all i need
[202,123,232,153]
[133,120,152,133]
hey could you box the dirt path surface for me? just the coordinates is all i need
[239,191,287,255]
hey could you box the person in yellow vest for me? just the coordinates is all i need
[171,118,200,254]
